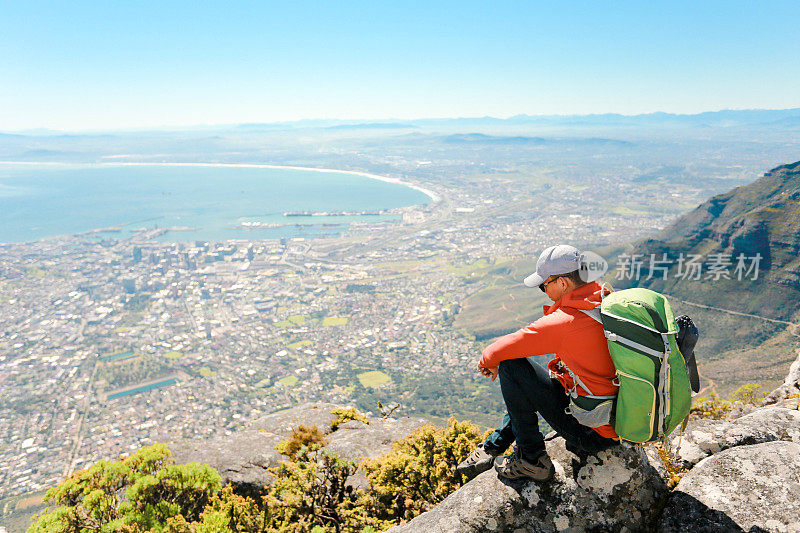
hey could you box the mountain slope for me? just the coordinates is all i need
[626,160,800,319]
[618,161,800,394]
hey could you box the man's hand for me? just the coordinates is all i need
[477,362,499,381]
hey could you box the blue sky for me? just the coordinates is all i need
[2,1,799,130]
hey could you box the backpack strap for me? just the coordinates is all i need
[599,281,613,301]
[606,332,667,359]
[569,307,616,399]
[581,308,668,358]
[656,332,673,438]
[581,307,602,324]
[556,359,616,400]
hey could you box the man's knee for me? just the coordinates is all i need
[499,358,553,398]
[498,357,530,378]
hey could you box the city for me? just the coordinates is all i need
[0,166,680,499]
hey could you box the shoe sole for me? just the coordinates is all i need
[456,458,495,479]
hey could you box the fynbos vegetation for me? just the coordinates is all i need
[29,418,486,532]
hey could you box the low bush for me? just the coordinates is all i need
[691,393,732,419]
[691,382,768,420]
[362,417,487,521]
[275,425,327,460]
[265,448,389,532]
[28,444,222,532]
[729,383,767,406]
[329,408,370,432]
[29,417,488,532]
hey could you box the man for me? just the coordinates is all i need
[456,244,619,482]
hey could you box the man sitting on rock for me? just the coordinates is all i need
[457,245,620,482]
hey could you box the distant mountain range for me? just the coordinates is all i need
[441,133,634,146]
[233,108,800,132]
[4,108,800,135]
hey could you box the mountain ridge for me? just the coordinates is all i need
[5,107,800,135]
[628,160,800,319]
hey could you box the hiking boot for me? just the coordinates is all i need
[494,450,554,482]
[456,444,500,479]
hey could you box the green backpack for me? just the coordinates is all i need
[582,287,693,444]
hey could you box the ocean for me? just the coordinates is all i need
[0,163,433,243]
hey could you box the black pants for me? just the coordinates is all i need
[483,358,618,461]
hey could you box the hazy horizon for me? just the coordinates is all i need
[3,106,800,135]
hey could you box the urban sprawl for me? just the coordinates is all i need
[0,174,701,499]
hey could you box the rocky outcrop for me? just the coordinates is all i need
[671,407,800,468]
[387,437,667,533]
[169,402,426,491]
[168,353,800,531]
[657,354,800,532]
[658,441,800,532]
[169,402,339,489]
[324,417,429,460]
[387,352,800,533]
[763,349,800,405]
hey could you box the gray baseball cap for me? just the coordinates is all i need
[523,244,581,287]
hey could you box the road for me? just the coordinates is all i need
[665,293,800,396]
[63,359,99,478]
[665,294,800,338]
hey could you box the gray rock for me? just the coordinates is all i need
[247,401,343,433]
[387,437,667,533]
[671,407,800,468]
[169,402,342,490]
[658,441,800,532]
[325,416,428,461]
[169,402,426,491]
[763,350,800,405]
[770,396,800,411]
[726,402,758,420]
[169,428,283,491]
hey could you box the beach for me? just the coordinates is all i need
[0,161,441,203]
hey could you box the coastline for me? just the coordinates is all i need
[0,160,441,203]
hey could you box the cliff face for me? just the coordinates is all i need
[387,437,667,533]
[609,161,800,395]
[655,161,800,254]
[629,160,800,319]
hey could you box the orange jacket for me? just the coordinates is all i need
[479,281,618,438]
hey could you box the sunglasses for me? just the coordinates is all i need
[539,276,563,292]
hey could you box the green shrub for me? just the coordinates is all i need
[29,418,490,532]
[730,383,767,406]
[264,448,390,532]
[188,485,266,532]
[361,417,487,522]
[690,393,732,419]
[28,444,222,532]
[330,407,370,432]
[275,425,327,460]
[691,382,768,420]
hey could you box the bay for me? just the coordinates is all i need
[0,163,433,243]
